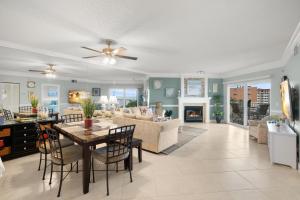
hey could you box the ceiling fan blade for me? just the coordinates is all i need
[81,46,103,54]
[28,69,45,73]
[115,55,138,60]
[82,55,102,59]
[112,47,127,55]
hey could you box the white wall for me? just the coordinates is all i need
[0,74,143,113]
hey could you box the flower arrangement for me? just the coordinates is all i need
[81,98,96,128]
[30,95,39,113]
[30,95,39,108]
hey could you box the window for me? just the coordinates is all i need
[109,88,138,108]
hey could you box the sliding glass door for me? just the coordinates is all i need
[227,80,271,126]
[247,82,271,122]
[229,83,245,125]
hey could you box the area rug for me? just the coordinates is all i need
[161,126,207,154]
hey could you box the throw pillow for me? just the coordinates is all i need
[123,113,136,119]
[136,115,153,121]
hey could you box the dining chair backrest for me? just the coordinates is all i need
[106,125,135,164]
[231,103,241,115]
[3,109,13,120]
[19,106,32,113]
[48,108,54,116]
[257,104,269,115]
[35,123,48,152]
[61,114,83,123]
[45,128,63,164]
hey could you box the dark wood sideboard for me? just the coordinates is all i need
[0,119,57,161]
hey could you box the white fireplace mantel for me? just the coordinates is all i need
[178,97,211,123]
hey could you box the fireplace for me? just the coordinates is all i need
[184,106,203,122]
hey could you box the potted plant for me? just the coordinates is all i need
[212,94,223,123]
[165,110,173,118]
[30,95,39,113]
[81,98,96,128]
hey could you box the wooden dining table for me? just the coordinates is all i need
[53,120,118,194]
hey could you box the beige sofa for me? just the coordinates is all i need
[113,116,180,153]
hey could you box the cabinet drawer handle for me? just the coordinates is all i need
[24,147,27,150]
[24,140,27,143]
[24,133,27,137]
[24,126,27,130]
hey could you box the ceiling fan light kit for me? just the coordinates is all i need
[82,39,138,65]
[28,64,57,78]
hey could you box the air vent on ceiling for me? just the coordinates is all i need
[71,80,77,83]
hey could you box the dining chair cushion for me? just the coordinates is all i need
[92,146,129,164]
[39,138,74,154]
[51,145,82,165]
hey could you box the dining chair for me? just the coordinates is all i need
[61,114,83,123]
[19,106,32,113]
[3,109,13,120]
[45,128,82,197]
[36,123,74,180]
[91,125,135,196]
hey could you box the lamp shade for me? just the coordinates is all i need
[109,96,118,104]
[99,96,108,104]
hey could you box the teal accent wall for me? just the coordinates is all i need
[208,78,224,120]
[149,77,180,118]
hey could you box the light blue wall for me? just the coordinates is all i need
[0,74,143,113]
[149,77,180,118]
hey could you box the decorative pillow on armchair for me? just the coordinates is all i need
[139,106,148,115]
[130,107,142,116]
[123,108,132,114]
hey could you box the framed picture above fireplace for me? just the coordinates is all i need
[184,78,205,97]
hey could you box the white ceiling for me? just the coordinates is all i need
[0,0,299,82]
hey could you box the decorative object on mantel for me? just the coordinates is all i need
[30,95,39,113]
[153,80,162,89]
[81,98,96,129]
[212,95,223,123]
[165,88,175,97]
[27,81,36,88]
[155,101,163,116]
[92,88,101,96]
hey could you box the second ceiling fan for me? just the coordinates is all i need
[81,39,138,65]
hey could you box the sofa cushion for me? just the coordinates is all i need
[136,115,153,121]
[123,113,136,119]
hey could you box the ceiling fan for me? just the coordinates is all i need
[28,64,57,78]
[81,39,138,65]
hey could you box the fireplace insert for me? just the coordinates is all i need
[184,106,203,122]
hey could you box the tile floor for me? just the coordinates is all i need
[1,123,300,200]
